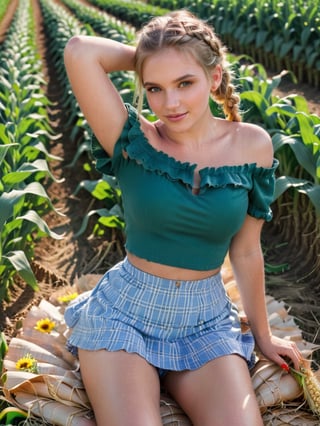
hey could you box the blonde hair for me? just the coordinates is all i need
[134,10,241,122]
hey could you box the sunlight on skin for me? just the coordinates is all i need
[243,393,252,410]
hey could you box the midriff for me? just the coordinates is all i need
[127,252,221,280]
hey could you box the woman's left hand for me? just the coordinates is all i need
[255,334,303,371]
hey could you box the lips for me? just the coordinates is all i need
[165,112,187,122]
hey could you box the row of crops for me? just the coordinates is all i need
[152,0,320,87]
[0,0,65,300]
[0,0,319,301]
[92,0,320,88]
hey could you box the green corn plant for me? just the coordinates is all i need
[0,332,8,374]
[237,60,320,209]
[0,182,63,301]
[73,174,125,238]
[39,0,136,240]
[61,0,136,43]
[234,59,320,274]
[237,60,294,129]
[269,104,320,219]
[149,0,320,88]
[39,0,95,148]
[0,407,28,425]
[0,0,64,300]
[86,0,168,29]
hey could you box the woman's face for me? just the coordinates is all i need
[142,47,220,134]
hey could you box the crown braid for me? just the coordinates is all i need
[181,19,221,62]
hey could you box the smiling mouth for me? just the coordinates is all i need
[165,112,187,121]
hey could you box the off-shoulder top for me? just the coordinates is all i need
[92,103,278,270]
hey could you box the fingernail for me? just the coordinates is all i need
[281,363,289,372]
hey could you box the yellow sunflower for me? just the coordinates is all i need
[34,318,55,333]
[57,292,79,304]
[16,353,38,373]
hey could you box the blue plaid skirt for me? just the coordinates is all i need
[65,258,256,371]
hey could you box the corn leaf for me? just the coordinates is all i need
[274,176,309,199]
[0,407,28,424]
[272,133,318,181]
[75,207,124,237]
[2,159,63,185]
[0,331,8,374]
[22,140,63,162]
[295,113,320,146]
[299,185,320,214]
[0,182,55,230]
[0,144,19,165]
[2,250,38,290]
[16,210,64,239]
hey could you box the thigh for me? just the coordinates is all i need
[163,355,263,426]
[79,349,162,426]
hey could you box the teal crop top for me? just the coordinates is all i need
[92,104,278,270]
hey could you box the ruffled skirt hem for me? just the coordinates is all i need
[65,258,256,371]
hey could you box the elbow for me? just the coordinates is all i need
[64,35,87,64]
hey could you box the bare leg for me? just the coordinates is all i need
[163,355,263,426]
[79,349,162,426]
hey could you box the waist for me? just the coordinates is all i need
[127,252,221,280]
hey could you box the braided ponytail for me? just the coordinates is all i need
[214,71,241,122]
[134,10,241,121]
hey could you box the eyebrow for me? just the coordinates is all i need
[143,73,196,87]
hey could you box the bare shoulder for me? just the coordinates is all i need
[139,116,161,147]
[234,121,273,168]
[139,114,155,133]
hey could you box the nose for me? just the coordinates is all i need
[165,89,180,109]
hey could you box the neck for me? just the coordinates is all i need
[156,116,217,148]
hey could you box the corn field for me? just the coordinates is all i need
[0,0,319,297]
[0,0,319,424]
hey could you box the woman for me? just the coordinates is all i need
[64,10,302,425]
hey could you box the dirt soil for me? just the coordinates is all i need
[0,0,320,360]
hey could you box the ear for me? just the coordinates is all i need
[210,65,223,92]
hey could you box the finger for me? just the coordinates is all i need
[271,355,290,372]
[280,362,290,373]
[272,345,303,371]
[289,343,304,370]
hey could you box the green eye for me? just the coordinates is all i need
[180,81,192,88]
[147,86,161,93]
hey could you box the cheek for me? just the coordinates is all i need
[146,94,162,112]
[191,89,210,109]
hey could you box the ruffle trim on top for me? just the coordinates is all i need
[91,134,113,176]
[124,111,196,188]
[92,103,278,193]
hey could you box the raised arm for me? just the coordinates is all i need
[64,35,136,156]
